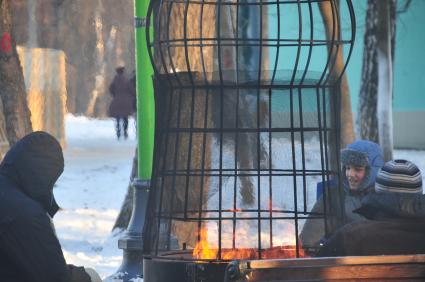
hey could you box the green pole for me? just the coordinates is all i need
[135,0,154,180]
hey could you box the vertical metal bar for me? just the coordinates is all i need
[256,0,264,258]
[217,0,224,259]
[270,0,280,85]
[315,86,327,235]
[233,0,241,250]
[182,0,196,221]
[268,0,280,250]
[268,87,273,248]
[321,86,331,235]
[318,0,336,86]
[288,0,303,258]
[199,0,209,84]
[196,0,209,250]
[323,0,340,86]
[333,0,356,84]
[297,0,314,218]
[165,2,182,87]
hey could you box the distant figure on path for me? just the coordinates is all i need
[109,66,135,139]
[0,131,101,282]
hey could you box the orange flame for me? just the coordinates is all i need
[192,227,308,260]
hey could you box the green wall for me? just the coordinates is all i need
[345,0,425,112]
[268,0,425,112]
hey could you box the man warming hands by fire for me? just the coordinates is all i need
[300,140,384,252]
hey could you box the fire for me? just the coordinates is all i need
[192,227,308,260]
[192,228,218,260]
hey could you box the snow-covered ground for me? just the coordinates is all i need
[53,114,425,279]
[53,115,137,278]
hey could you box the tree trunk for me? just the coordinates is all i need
[357,0,396,161]
[318,0,355,149]
[0,0,32,146]
[356,0,397,150]
[357,0,379,143]
[376,0,394,161]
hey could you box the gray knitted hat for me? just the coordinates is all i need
[375,159,423,194]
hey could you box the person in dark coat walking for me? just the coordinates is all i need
[109,66,135,139]
[318,159,425,257]
[0,131,99,282]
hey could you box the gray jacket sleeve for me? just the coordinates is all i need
[300,189,364,250]
[300,197,326,249]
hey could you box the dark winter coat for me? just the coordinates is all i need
[300,140,384,250]
[109,73,135,118]
[0,132,90,282]
[318,192,425,257]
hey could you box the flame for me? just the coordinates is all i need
[192,227,308,260]
[192,228,218,260]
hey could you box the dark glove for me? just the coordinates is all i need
[67,265,91,282]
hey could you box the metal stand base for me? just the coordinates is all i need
[103,179,150,282]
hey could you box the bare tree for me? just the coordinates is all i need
[0,0,32,146]
[376,0,394,161]
[357,0,396,161]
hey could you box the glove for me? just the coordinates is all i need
[85,267,102,282]
[68,265,91,282]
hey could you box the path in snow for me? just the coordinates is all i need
[53,115,136,278]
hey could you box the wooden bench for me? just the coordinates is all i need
[225,255,425,281]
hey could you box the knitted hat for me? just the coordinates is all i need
[375,159,423,194]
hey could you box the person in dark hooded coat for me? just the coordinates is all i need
[0,131,95,282]
[300,140,384,251]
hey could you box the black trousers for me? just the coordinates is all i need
[115,116,129,138]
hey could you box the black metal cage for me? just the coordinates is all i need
[144,0,355,268]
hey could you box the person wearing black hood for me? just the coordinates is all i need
[0,132,100,282]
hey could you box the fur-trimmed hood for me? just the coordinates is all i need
[341,140,384,193]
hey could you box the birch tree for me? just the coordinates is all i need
[376,0,394,161]
[357,0,397,161]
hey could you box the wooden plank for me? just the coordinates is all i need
[235,255,425,281]
[249,254,425,268]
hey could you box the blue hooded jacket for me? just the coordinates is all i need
[301,140,384,249]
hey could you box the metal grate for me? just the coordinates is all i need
[144,0,355,261]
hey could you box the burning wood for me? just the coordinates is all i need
[192,226,308,260]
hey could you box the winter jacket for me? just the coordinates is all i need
[317,219,425,257]
[109,73,135,118]
[0,132,91,282]
[318,192,425,257]
[354,192,425,219]
[299,140,384,251]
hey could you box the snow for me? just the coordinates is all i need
[53,114,425,280]
[53,114,136,279]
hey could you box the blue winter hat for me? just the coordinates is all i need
[341,140,384,192]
